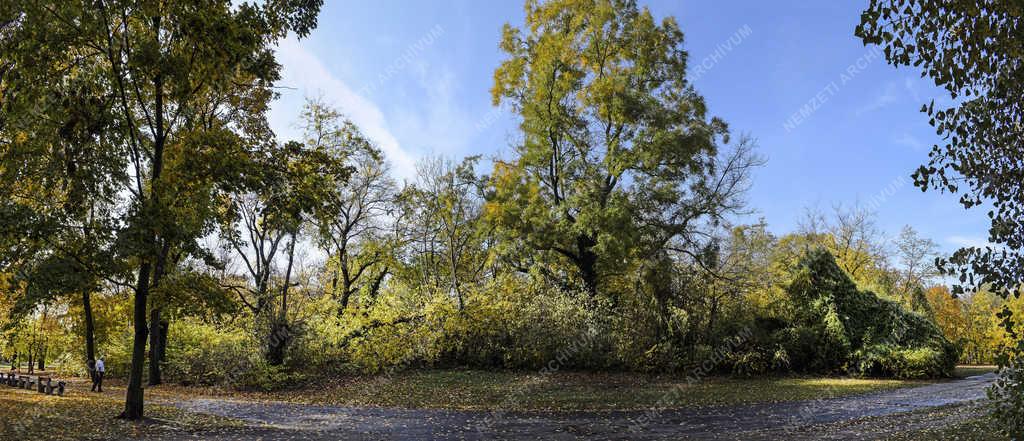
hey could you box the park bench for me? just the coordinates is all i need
[38,377,64,396]
[3,373,65,396]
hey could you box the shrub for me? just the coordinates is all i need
[234,363,309,391]
[99,329,134,379]
[163,320,257,386]
[851,345,952,379]
[432,275,610,370]
[730,350,771,376]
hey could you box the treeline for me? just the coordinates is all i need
[4,198,999,384]
[0,0,996,417]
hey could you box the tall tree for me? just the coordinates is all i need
[221,134,349,365]
[304,101,396,316]
[0,0,322,419]
[857,2,1024,298]
[798,205,888,282]
[857,3,1024,432]
[405,156,490,309]
[894,225,940,294]
[488,0,759,300]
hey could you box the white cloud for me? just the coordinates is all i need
[855,82,899,116]
[894,132,926,151]
[390,66,476,159]
[946,235,990,249]
[269,37,419,180]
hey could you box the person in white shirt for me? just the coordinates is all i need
[93,357,105,392]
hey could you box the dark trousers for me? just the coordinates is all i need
[91,371,103,392]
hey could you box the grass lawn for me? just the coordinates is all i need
[953,365,997,378]
[153,368,956,411]
[0,380,245,440]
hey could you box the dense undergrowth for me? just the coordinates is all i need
[92,249,957,390]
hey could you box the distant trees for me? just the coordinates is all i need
[404,156,490,310]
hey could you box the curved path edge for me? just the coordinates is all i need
[157,373,996,440]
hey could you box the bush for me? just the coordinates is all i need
[432,275,610,370]
[730,350,771,376]
[851,344,953,379]
[234,363,309,391]
[99,329,134,379]
[163,320,257,386]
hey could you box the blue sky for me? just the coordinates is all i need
[267,0,990,254]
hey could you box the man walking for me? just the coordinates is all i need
[93,357,104,392]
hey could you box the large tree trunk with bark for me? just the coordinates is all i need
[121,262,151,420]
[575,235,599,299]
[265,321,290,366]
[123,18,165,417]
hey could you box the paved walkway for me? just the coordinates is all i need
[154,373,996,440]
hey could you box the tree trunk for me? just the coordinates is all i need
[339,277,353,314]
[148,307,162,385]
[267,232,297,366]
[38,307,48,371]
[83,291,96,362]
[705,297,719,344]
[121,262,152,420]
[368,267,389,301]
[266,322,289,366]
[576,238,599,299]
[158,321,168,364]
[121,12,166,420]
